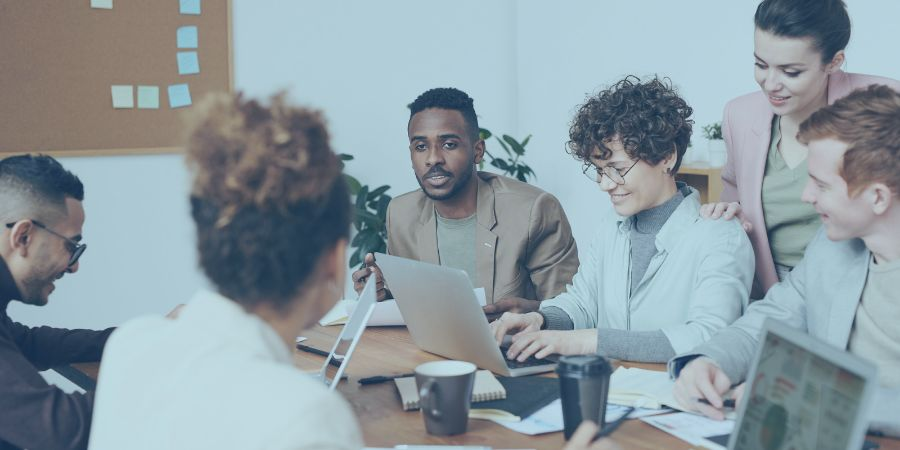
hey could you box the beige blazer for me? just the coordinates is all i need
[385,172,579,304]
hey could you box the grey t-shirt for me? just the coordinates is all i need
[436,212,478,285]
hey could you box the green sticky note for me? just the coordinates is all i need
[111,85,133,109]
[177,26,198,49]
[168,84,192,108]
[137,86,159,109]
[177,51,200,75]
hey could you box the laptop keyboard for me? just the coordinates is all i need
[499,345,558,369]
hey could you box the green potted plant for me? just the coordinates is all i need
[702,122,727,167]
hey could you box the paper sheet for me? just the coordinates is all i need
[179,0,201,15]
[486,398,670,436]
[177,26,198,49]
[177,51,200,75]
[110,85,133,109]
[167,84,192,108]
[608,366,681,409]
[641,412,734,449]
[136,86,159,109]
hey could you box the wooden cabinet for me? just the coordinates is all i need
[676,163,723,203]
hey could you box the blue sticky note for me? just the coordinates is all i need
[177,26,198,49]
[168,84,192,108]
[177,51,200,75]
[179,0,201,15]
[110,85,134,109]
[137,86,159,109]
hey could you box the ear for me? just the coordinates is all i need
[7,221,34,257]
[868,182,893,216]
[473,137,485,165]
[826,50,845,74]
[662,150,678,175]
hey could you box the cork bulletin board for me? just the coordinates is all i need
[0,0,233,156]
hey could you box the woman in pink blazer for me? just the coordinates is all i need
[705,0,900,298]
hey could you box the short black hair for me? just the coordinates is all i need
[567,76,694,174]
[408,87,480,140]
[0,154,84,202]
[755,0,851,64]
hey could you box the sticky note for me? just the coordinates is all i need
[179,0,201,15]
[177,26,198,49]
[177,51,200,75]
[168,84,192,108]
[91,0,113,9]
[111,85,134,109]
[137,86,160,109]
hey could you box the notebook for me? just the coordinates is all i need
[395,370,506,411]
[469,376,560,422]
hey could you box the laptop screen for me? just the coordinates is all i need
[731,328,869,450]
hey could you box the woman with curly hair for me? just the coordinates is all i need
[88,93,362,449]
[703,0,900,298]
[491,76,755,364]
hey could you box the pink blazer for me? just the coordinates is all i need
[720,70,900,298]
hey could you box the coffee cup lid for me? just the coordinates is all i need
[556,355,612,376]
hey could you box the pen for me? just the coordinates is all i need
[698,398,736,409]
[296,343,343,368]
[594,406,634,440]
[358,372,416,385]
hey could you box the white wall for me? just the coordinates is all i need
[9,0,900,329]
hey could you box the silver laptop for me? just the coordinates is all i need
[374,252,557,377]
[705,318,877,450]
[317,276,377,390]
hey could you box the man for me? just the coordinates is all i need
[671,85,900,435]
[353,87,578,313]
[0,154,112,450]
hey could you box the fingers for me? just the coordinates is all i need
[710,202,729,219]
[699,203,713,218]
[565,421,599,450]
[674,358,729,420]
[490,315,512,345]
[507,331,552,361]
[733,382,746,409]
[721,202,741,220]
[351,267,370,293]
[364,252,376,266]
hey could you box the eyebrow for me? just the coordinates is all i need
[753,53,806,69]
[410,133,462,141]
[808,174,829,185]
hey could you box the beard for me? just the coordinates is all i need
[416,164,476,202]
[18,262,61,307]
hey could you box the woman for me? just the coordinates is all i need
[88,93,362,449]
[491,76,754,364]
[704,0,900,297]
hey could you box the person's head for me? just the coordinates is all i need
[798,85,900,241]
[0,154,85,306]
[407,87,484,202]
[185,92,351,327]
[753,0,850,118]
[567,76,693,217]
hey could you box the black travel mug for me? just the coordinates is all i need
[556,354,613,440]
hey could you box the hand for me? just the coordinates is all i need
[505,328,596,362]
[165,304,185,319]
[483,296,541,318]
[490,312,544,345]
[673,357,733,420]
[563,421,623,450]
[351,253,387,301]
[699,202,752,232]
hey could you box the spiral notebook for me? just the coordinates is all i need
[395,370,506,411]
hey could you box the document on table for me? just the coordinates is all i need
[641,412,734,450]
[484,398,670,435]
[324,288,487,327]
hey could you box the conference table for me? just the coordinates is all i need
[76,324,900,449]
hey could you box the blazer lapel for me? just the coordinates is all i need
[826,242,870,348]
[475,176,498,304]
[747,107,774,220]
[416,198,440,265]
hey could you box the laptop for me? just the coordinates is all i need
[316,276,377,390]
[705,318,877,450]
[374,252,557,377]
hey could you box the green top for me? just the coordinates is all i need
[849,256,900,388]
[762,116,821,268]
[436,212,478,286]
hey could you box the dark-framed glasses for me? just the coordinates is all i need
[5,220,86,267]
[582,158,641,185]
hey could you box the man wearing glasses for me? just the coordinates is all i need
[0,154,110,450]
[491,76,754,364]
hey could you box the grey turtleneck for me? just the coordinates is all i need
[539,184,690,363]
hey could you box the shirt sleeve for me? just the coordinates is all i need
[597,329,676,363]
[7,319,113,370]
[525,192,580,300]
[539,231,603,329]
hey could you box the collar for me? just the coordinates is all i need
[0,256,23,310]
[617,185,701,253]
[417,171,498,231]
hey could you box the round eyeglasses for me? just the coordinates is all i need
[582,159,640,186]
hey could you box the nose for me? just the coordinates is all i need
[763,69,781,93]
[599,174,618,192]
[800,178,815,204]
[425,147,444,167]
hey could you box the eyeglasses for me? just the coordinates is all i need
[582,159,641,186]
[5,220,87,268]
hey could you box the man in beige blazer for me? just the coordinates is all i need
[353,88,578,313]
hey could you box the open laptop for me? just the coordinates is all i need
[374,252,557,377]
[704,318,877,450]
[316,276,377,390]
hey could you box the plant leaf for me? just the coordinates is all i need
[490,159,510,171]
[343,174,362,195]
[504,135,525,156]
[521,134,532,147]
[355,186,369,210]
[479,128,492,140]
[367,185,390,200]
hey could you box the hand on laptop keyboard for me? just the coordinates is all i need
[503,329,598,362]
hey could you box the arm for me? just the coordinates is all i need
[0,338,95,450]
[525,193,579,300]
[597,329,675,363]
[7,319,113,370]
[538,231,603,329]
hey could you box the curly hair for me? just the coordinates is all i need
[184,92,351,310]
[567,76,694,174]
[408,87,479,140]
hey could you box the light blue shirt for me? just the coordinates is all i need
[540,188,754,353]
